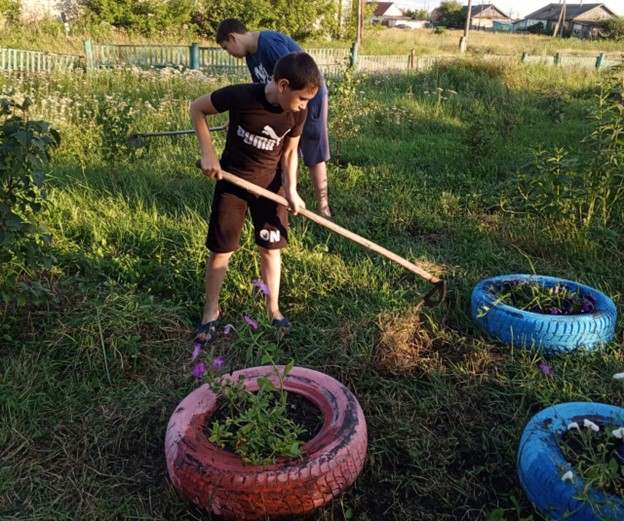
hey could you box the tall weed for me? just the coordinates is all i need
[517,67,624,237]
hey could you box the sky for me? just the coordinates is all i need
[395,1,624,19]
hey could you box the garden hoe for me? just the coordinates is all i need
[195,160,446,307]
[127,125,226,148]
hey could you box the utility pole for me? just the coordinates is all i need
[554,0,567,37]
[459,0,473,52]
[356,0,364,45]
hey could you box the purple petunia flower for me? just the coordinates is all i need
[244,315,258,329]
[191,342,202,362]
[252,279,271,296]
[581,295,596,313]
[539,362,554,377]
[211,355,226,372]
[223,323,233,335]
[192,362,206,379]
[551,308,560,315]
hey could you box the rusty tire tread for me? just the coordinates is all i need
[165,366,367,520]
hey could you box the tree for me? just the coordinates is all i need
[81,0,195,35]
[431,0,464,29]
[601,16,624,40]
[403,8,429,20]
[191,0,336,40]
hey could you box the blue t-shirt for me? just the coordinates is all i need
[245,31,328,102]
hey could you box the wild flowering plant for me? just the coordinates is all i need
[189,280,318,466]
[484,280,597,316]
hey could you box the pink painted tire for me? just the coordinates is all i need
[165,366,368,520]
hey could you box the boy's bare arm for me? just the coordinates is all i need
[281,135,305,215]
[190,94,223,180]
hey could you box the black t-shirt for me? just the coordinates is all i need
[210,83,307,188]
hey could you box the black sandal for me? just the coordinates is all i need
[194,317,220,346]
[271,316,292,329]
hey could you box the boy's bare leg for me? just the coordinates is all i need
[308,162,331,217]
[259,246,284,321]
[198,251,233,342]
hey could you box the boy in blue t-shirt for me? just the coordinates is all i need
[216,18,332,218]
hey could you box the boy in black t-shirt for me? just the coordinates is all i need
[190,52,321,344]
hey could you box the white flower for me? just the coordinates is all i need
[612,427,624,439]
[567,422,580,431]
[613,372,624,380]
[583,419,600,432]
[561,470,574,482]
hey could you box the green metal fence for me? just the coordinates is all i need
[84,41,351,75]
[85,42,191,69]
[1,42,621,75]
[0,47,80,73]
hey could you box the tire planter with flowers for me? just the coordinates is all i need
[471,274,617,354]
[517,402,624,521]
[165,365,368,520]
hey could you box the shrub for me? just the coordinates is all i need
[0,95,59,303]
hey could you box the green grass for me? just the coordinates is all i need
[1,48,623,521]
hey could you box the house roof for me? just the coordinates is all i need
[524,3,616,21]
[373,2,397,17]
[467,4,511,19]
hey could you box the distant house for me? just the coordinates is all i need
[431,3,511,29]
[369,2,429,29]
[370,2,404,24]
[467,4,512,30]
[520,3,617,38]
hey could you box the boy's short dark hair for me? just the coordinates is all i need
[216,18,248,44]
[273,52,321,92]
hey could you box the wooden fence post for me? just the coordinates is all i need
[554,52,561,66]
[83,40,93,71]
[409,48,415,70]
[190,43,199,69]
[595,52,605,69]
[521,52,528,63]
[349,42,358,68]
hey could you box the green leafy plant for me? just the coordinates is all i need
[190,280,321,466]
[558,419,624,498]
[480,280,597,316]
[424,87,457,117]
[91,93,136,162]
[518,67,624,230]
[328,67,373,165]
[556,379,624,506]
[0,94,59,303]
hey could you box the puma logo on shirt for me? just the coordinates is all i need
[237,125,289,151]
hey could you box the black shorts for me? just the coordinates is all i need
[206,177,289,253]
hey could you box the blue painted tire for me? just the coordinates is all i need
[518,402,624,521]
[471,274,617,354]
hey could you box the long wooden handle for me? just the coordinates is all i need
[198,162,446,306]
